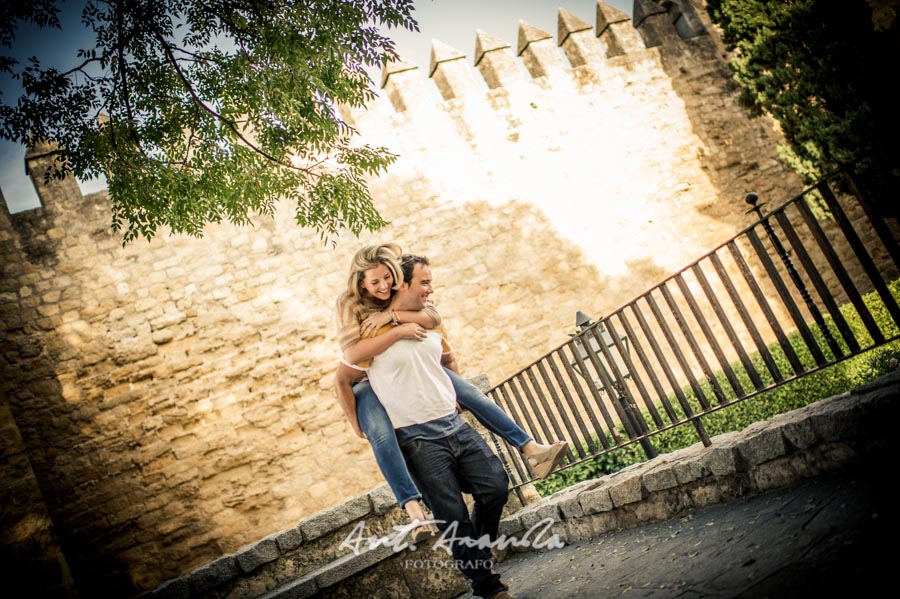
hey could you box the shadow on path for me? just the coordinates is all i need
[480,466,894,599]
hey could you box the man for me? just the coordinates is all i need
[337,254,515,599]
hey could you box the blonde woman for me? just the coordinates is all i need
[333,243,568,540]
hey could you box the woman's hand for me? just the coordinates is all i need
[395,322,428,341]
[360,310,393,337]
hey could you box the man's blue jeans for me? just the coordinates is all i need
[401,424,509,599]
[354,368,531,508]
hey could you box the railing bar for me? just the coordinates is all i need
[566,339,624,442]
[605,315,665,428]
[546,353,599,455]
[644,291,714,414]
[585,324,655,441]
[657,283,722,408]
[556,347,613,450]
[512,373,557,446]
[727,240,804,374]
[576,329,637,438]
[775,208,860,352]
[746,228,827,366]
[492,384,533,483]
[614,310,678,425]
[675,270,746,398]
[693,260,765,389]
[794,194,885,347]
[845,170,900,272]
[529,363,578,460]
[524,366,569,445]
[709,251,783,384]
[629,302,697,423]
[817,181,900,328]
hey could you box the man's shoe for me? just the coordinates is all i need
[528,440,569,479]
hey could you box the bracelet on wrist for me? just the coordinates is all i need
[390,309,399,327]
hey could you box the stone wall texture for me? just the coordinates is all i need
[0,1,894,596]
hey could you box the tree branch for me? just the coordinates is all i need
[151,29,313,175]
[59,55,104,78]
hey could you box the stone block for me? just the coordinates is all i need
[552,479,605,520]
[735,425,787,466]
[185,554,239,594]
[236,535,281,574]
[565,517,596,542]
[588,512,621,535]
[498,515,524,538]
[519,502,561,531]
[314,544,394,588]
[685,482,724,508]
[579,486,614,515]
[808,400,864,443]
[751,457,800,492]
[701,432,744,476]
[607,472,644,507]
[672,458,709,485]
[632,490,688,523]
[642,461,679,492]
[776,413,818,450]
[368,484,396,515]
[275,526,304,553]
[299,495,371,542]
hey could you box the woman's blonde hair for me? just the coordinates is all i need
[345,243,404,304]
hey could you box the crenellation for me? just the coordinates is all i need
[474,30,525,90]
[516,20,566,82]
[429,40,482,100]
[597,1,646,57]
[632,0,673,49]
[557,7,606,69]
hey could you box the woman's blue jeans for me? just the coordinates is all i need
[354,368,533,508]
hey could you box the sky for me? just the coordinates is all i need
[0,0,633,214]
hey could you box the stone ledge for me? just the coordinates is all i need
[496,369,899,555]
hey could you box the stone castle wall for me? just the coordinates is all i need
[0,1,890,596]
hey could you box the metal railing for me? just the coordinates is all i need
[484,168,900,498]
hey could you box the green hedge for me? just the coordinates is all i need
[534,279,900,496]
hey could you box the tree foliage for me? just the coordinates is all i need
[705,0,899,214]
[0,0,418,242]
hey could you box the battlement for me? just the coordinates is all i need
[355,0,709,117]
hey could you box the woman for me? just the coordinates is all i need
[333,243,568,540]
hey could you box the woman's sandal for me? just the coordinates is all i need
[528,440,569,479]
[411,522,439,543]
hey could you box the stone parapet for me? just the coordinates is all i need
[143,369,899,598]
[501,369,899,548]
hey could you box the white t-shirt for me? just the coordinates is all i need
[366,329,456,429]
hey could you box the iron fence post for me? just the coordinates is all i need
[744,192,842,356]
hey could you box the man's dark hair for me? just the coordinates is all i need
[400,254,429,284]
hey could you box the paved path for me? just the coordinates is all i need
[480,465,894,599]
